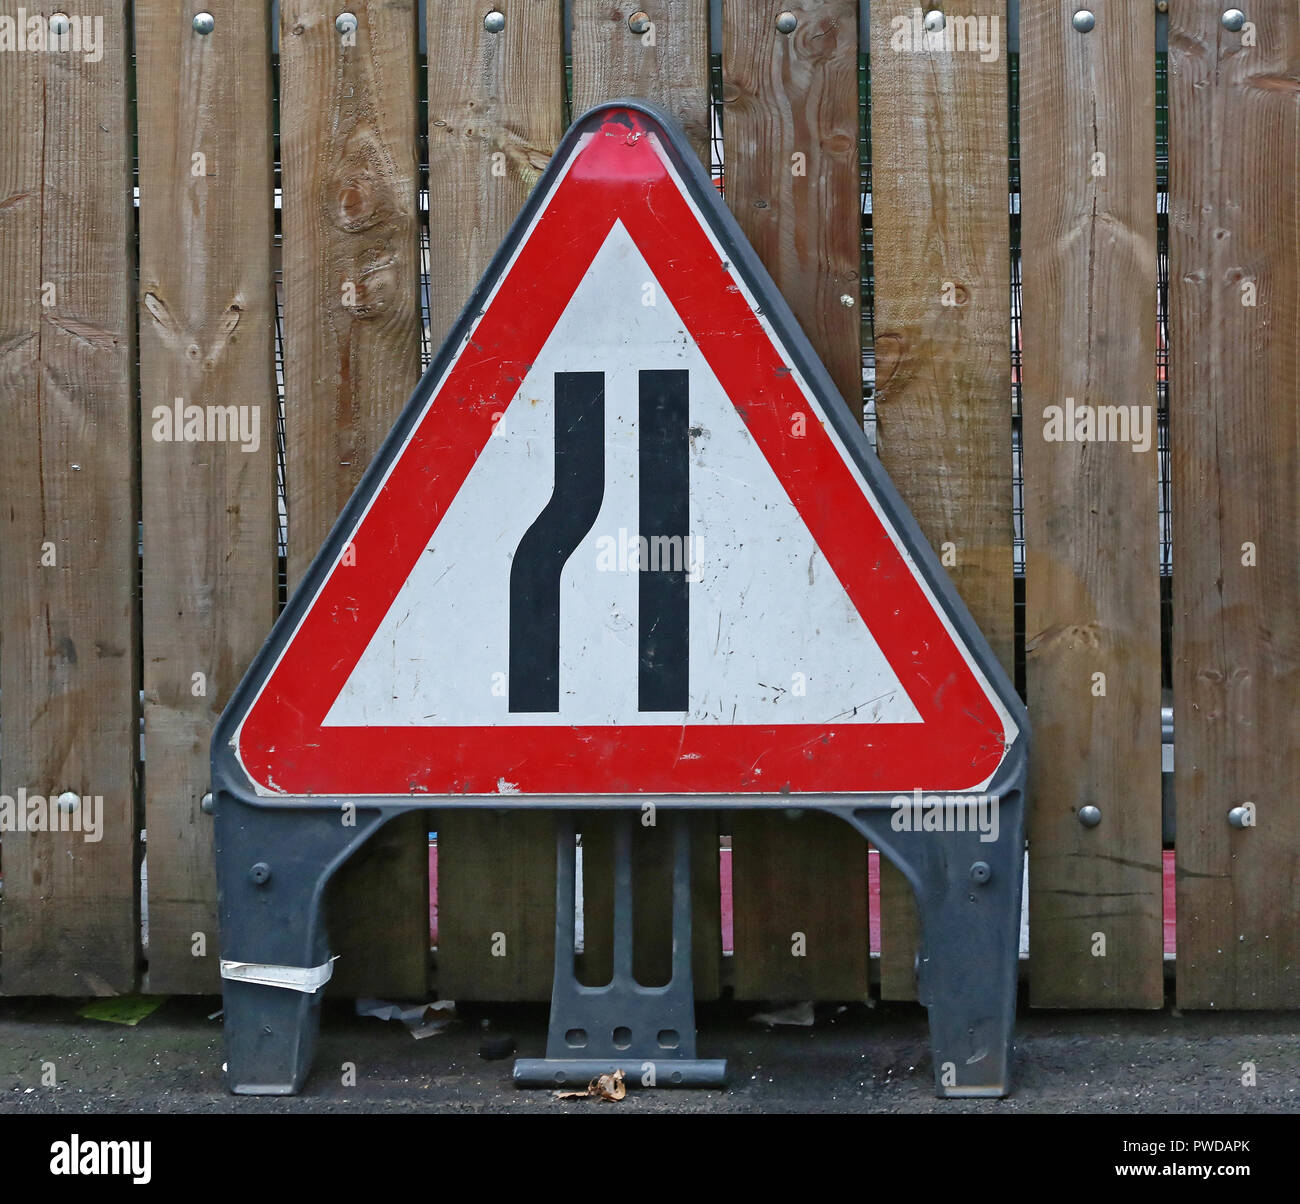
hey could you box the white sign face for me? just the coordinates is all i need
[325,222,921,731]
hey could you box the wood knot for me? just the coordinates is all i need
[337,178,378,229]
[142,291,173,330]
[874,332,905,389]
[328,131,407,234]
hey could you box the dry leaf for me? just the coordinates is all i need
[554,1068,627,1102]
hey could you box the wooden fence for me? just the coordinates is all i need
[0,0,1296,1010]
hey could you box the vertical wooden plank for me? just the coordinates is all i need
[722,1,868,1001]
[732,811,869,999]
[723,0,862,418]
[280,0,427,997]
[869,2,1014,1001]
[572,0,711,161]
[1170,2,1300,1008]
[1020,0,1163,1007]
[570,0,720,1001]
[136,2,276,994]
[427,0,564,1001]
[434,811,556,1000]
[426,0,563,341]
[0,2,139,993]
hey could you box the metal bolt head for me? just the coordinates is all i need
[1228,805,1251,829]
[336,11,358,36]
[484,10,506,33]
[923,9,946,34]
[628,11,651,35]
[1078,804,1102,828]
[775,11,797,34]
[192,11,214,35]
[50,13,71,37]
[1156,1,1169,11]
[1072,9,1096,32]
[56,790,80,812]
[249,861,272,885]
[200,792,215,815]
[970,861,992,885]
[1221,9,1246,32]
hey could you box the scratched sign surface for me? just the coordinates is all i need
[226,104,1018,800]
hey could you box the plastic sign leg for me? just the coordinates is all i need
[212,795,390,1094]
[847,790,1025,1098]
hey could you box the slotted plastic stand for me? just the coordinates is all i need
[513,811,726,1088]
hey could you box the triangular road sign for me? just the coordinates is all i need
[220,101,1024,802]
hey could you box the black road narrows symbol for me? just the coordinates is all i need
[509,371,606,712]
[639,369,690,712]
[508,369,690,713]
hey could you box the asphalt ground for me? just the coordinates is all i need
[2,993,1297,1115]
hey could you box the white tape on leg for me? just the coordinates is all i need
[220,957,337,993]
